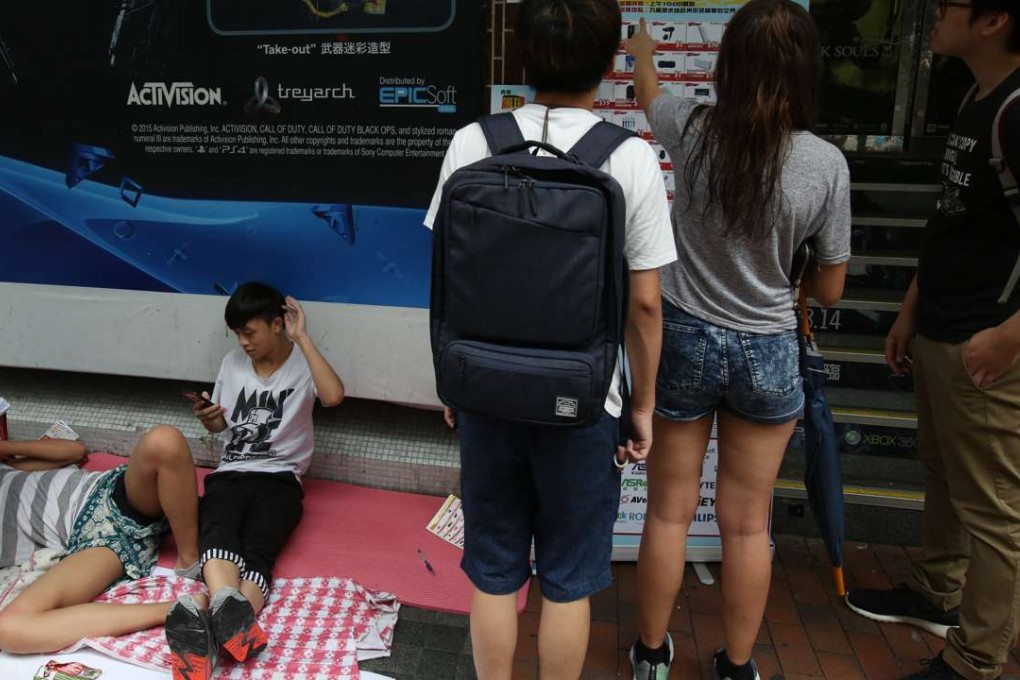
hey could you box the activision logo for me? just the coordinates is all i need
[127,82,226,107]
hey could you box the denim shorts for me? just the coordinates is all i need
[655,300,804,425]
[457,411,620,603]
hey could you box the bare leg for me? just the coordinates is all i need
[636,414,713,649]
[239,580,266,614]
[537,597,590,680]
[124,425,200,568]
[470,589,517,680]
[715,411,795,664]
[202,558,240,599]
[0,547,173,653]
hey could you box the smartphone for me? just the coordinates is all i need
[182,391,215,409]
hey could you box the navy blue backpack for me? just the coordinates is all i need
[430,113,634,428]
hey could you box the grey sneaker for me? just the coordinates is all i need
[629,632,674,680]
[714,648,760,680]
[165,594,217,680]
[174,561,202,581]
[210,587,267,662]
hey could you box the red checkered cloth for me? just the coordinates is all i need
[62,575,399,679]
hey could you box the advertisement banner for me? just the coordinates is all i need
[0,1,483,308]
[615,441,720,537]
[811,0,907,137]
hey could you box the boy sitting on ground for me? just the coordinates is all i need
[165,281,345,680]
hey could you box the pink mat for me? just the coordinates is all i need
[84,453,529,615]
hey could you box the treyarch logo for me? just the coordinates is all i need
[277,83,355,102]
[127,82,225,107]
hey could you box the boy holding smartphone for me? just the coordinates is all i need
[165,281,345,680]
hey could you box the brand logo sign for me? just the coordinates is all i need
[127,82,225,106]
[555,396,579,418]
[378,83,457,113]
[277,82,355,102]
[244,76,282,114]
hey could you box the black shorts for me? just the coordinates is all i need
[199,470,304,600]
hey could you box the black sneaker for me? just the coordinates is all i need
[845,583,959,638]
[165,595,217,680]
[714,648,760,680]
[629,633,673,680]
[210,587,268,662]
[901,652,968,679]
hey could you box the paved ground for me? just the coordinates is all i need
[362,535,1020,679]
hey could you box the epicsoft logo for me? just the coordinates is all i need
[127,82,225,107]
[378,80,456,113]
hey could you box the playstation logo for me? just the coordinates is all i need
[243,76,281,115]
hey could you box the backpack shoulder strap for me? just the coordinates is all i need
[991,87,1020,304]
[958,82,979,116]
[478,113,526,155]
[568,121,637,169]
[990,88,1020,188]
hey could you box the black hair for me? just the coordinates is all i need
[517,0,621,93]
[971,0,1019,52]
[224,281,285,330]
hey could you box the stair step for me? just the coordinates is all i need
[774,478,925,510]
[820,347,887,364]
[812,289,903,312]
[851,216,928,228]
[850,182,940,193]
[850,252,919,267]
[830,405,916,429]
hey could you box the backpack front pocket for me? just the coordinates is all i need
[438,340,600,427]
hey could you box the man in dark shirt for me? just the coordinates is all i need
[845,2,1020,679]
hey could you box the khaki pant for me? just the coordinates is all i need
[910,334,1020,680]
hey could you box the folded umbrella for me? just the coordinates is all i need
[797,286,846,596]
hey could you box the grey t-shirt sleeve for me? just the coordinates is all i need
[808,151,852,265]
[648,95,700,152]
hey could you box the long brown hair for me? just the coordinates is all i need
[685,0,821,240]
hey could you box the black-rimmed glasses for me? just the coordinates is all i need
[938,0,971,16]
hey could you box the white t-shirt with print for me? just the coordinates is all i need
[424,104,677,417]
[211,346,318,477]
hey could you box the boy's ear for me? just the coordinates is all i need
[272,316,285,333]
[982,10,1012,37]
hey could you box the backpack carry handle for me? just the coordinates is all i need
[479,113,578,160]
[496,140,580,163]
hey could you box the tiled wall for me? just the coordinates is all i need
[0,366,462,496]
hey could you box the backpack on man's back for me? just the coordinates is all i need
[430,113,634,428]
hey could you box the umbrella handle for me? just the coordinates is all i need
[797,288,814,341]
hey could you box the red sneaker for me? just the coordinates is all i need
[210,588,267,662]
[165,595,217,680]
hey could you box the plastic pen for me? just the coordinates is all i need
[417,548,436,576]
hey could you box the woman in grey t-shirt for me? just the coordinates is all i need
[625,2,851,679]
